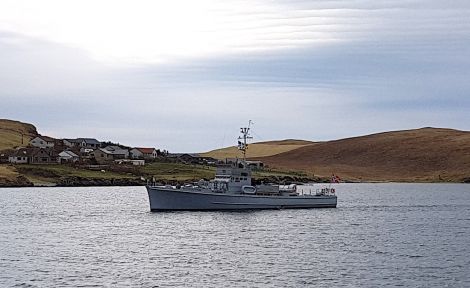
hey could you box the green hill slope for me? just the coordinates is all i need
[0,119,38,151]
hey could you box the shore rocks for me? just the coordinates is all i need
[0,175,34,187]
[57,176,146,187]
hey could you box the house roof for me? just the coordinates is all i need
[35,135,56,142]
[10,147,30,157]
[101,146,128,155]
[60,150,79,157]
[64,138,100,144]
[81,138,100,144]
[10,147,58,157]
[134,147,156,154]
[168,153,201,158]
[96,148,113,155]
[64,138,82,143]
[30,147,58,157]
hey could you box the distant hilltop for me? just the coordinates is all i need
[203,127,470,183]
[0,119,38,150]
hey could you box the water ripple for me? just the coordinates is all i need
[0,184,469,287]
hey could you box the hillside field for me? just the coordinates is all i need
[0,119,38,151]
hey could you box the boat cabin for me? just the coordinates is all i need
[211,162,252,193]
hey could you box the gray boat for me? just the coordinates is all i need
[146,123,337,211]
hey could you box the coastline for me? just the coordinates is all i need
[0,163,337,188]
[1,174,468,188]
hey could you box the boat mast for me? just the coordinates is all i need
[238,120,253,161]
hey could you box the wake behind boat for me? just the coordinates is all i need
[146,123,337,211]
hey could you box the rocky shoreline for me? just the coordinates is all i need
[0,175,333,188]
[1,174,468,188]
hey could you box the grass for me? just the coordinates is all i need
[141,162,215,181]
[16,164,136,180]
[0,165,19,180]
[0,157,317,187]
[8,162,215,184]
[0,119,36,151]
[253,168,309,178]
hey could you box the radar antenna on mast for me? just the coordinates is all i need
[238,120,253,161]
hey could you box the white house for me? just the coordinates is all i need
[130,148,158,159]
[8,148,30,164]
[80,138,101,149]
[63,139,81,147]
[64,138,101,149]
[58,150,79,163]
[30,136,55,148]
[92,148,115,164]
[103,146,129,159]
[92,146,129,164]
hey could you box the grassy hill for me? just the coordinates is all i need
[0,119,38,151]
[255,128,470,182]
[202,139,314,159]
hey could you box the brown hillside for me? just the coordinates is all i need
[202,139,313,159]
[256,128,470,182]
[0,119,38,150]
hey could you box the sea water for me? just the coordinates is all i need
[1,183,469,287]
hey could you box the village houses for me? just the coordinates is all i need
[130,148,158,159]
[58,150,79,163]
[5,134,167,167]
[92,146,129,164]
[30,136,56,148]
[63,138,101,149]
[8,147,59,164]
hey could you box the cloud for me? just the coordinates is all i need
[0,1,469,151]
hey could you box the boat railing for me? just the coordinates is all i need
[297,185,336,196]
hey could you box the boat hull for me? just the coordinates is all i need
[146,186,337,211]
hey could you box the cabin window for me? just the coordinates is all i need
[241,172,248,176]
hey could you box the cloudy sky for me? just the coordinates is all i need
[1,0,469,152]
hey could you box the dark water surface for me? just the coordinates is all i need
[1,184,469,287]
